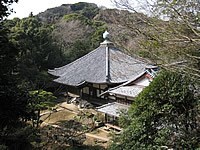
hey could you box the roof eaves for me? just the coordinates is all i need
[96,102,130,117]
[98,71,146,97]
[123,71,147,86]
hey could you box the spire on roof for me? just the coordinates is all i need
[103,30,110,40]
[101,30,113,46]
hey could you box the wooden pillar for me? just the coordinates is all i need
[79,88,83,98]
[105,114,108,123]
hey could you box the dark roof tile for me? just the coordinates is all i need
[48,42,148,86]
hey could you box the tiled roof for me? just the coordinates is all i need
[109,85,144,98]
[48,41,148,86]
[96,102,130,117]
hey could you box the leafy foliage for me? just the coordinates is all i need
[70,2,99,19]
[62,13,87,22]
[0,0,18,20]
[0,20,30,130]
[29,90,56,127]
[40,120,86,148]
[0,6,39,149]
[29,90,56,110]
[58,12,106,63]
[0,125,38,150]
[3,16,65,89]
[110,70,200,149]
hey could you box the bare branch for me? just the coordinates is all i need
[163,0,200,38]
[185,54,200,60]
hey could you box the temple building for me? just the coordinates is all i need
[97,67,157,125]
[48,31,158,125]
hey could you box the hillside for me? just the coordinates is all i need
[37,2,149,51]
[5,2,195,70]
[35,2,165,64]
[35,2,190,67]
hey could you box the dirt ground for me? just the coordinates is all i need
[40,110,76,124]
[40,101,111,149]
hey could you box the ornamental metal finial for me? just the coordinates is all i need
[103,30,110,40]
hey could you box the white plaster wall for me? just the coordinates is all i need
[134,78,150,86]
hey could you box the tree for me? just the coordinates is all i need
[40,120,87,148]
[67,40,92,62]
[39,110,102,149]
[0,0,18,20]
[3,16,65,89]
[70,2,99,19]
[112,0,200,79]
[109,70,200,149]
[0,2,40,149]
[29,90,56,127]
